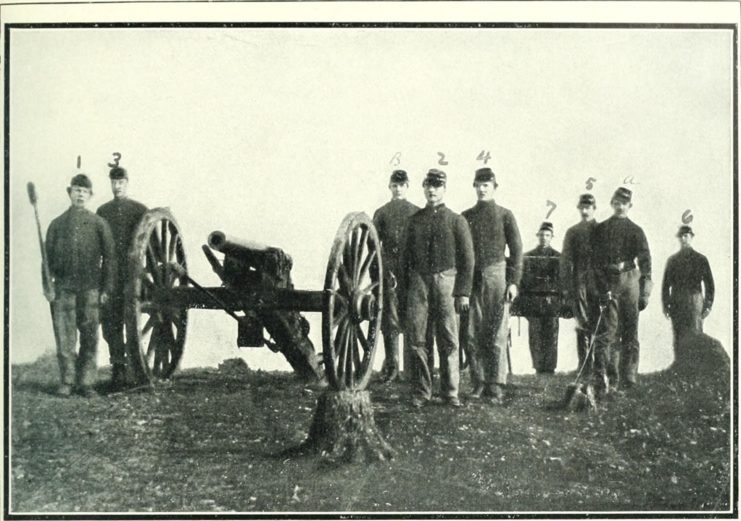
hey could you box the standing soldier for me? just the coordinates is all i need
[373,170,420,383]
[591,187,652,396]
[524,222,560,374]
[96,164,148,389]
[46,174,115,396]
[661,225,715,348]
[560,194,599,371]
[462,167,523,404]
[400,169,474,408]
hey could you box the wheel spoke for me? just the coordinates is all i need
[360,281,380,295]
[352,325,362,378]
[346,326,355,388]
[161,220,169,262]
[335,319,350,384]
[356,325,370,352]
[142,314,156,335]
[357,248,377,287]
[146,243,162,285]
[337,264,353,295]
[168,232,179,266]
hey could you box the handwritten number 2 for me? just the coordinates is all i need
[437,152,448,166]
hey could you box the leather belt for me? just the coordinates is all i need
[607,261,636,274]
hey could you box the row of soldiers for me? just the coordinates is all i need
[373,168,715,407]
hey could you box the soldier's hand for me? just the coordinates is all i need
[701,307,711,319]
[455,296,470,314]
[663,308,671,319]
[506,284,518,302]
[638,295,649,311]
[100,292,109,305]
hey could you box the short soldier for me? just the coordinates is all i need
[373,170,420,383]
[591,187,652,395]
[400,169,474,408]
[560,193,599,371]
[524,222,560,374]
[661,225,715,347]
[97,165,148,389]
[46,174,115,397]
[462,167,523,403]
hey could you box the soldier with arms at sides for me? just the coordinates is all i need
[661,225,715,349]
[461,167,523,404]
[560,193,599,372]
[96,165,148,389]
[46,174,116,397]
[524,221,560,374]
[399,169,474,408]
[591,187,652,397]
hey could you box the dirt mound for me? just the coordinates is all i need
[670,332,730,385]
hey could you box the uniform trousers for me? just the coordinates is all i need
[572,271,600,372]
[669,290,704,346]
[405,269,459,400]
[593,269,640,389]
[528,317,559,373]
[464,261,510,390]
[51,289,100,387]
[101,292,127,366]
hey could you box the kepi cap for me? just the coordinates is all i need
[538,221,554,234]
[389,169,409,184]
[677,225,694,237]
[577,193,596,207]
[473,167,498,187]
[423,168,447,187]
[109,166,128,180]
[68,173,93,192]
[611,186,633,203]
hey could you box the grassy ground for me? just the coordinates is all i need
[9,352,732,514]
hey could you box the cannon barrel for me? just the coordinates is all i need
[208,231,271,257]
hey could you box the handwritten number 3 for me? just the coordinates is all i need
[108,152,121,168]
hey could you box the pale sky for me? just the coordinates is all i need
[8,26,734,375]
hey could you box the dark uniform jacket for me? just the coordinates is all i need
[401,203,475,297]
[373,198,420,278]
[97,198,148,289]
[661,248,715,312]
[560,219,597,292]
[462,200,523,286]
[592,215,651,294]
[46,206,116,294]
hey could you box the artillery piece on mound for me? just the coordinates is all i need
[123,208,383,392]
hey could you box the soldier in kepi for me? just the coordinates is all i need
[96,164,148,389]
[372,170,420,383]
[560,193,599,372]
[661,225,715,349]
[46,174,115,397]
[591,187,652,397]
[462,167,522,404]
[524,221,560,374]
[400,169,474,408]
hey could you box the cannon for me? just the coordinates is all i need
[123,208,383,392]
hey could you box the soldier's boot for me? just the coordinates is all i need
[592,372,610,401]
[381,332,400,383]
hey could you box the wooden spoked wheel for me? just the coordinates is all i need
[322,212,383,391]
[127,208,189,382]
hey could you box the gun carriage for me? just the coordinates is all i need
[124,208,383,392]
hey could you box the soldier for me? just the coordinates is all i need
[372,170,420,383]
[97,165,148,389]
[661,225,715,347]
[46,174,115,397]
[560,194,599,371]
[524,222,560,374]
[462,167,523,404]
[400,169,474,408]
[591,187,652,396]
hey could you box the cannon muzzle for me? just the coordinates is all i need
[207,231,270,257]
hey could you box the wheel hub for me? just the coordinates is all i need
[350,289,376,323]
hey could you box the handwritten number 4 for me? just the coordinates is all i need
[477,150,491,164]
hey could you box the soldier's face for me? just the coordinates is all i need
[424,182,445,205]
[68,186,91,208]
[611,199,631,217]
[679,233,693,248]
[389,182,408,199]
[111,178,129,199]
[578,204,595,220]
[537,230,553,247]
[474,181,496,201]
